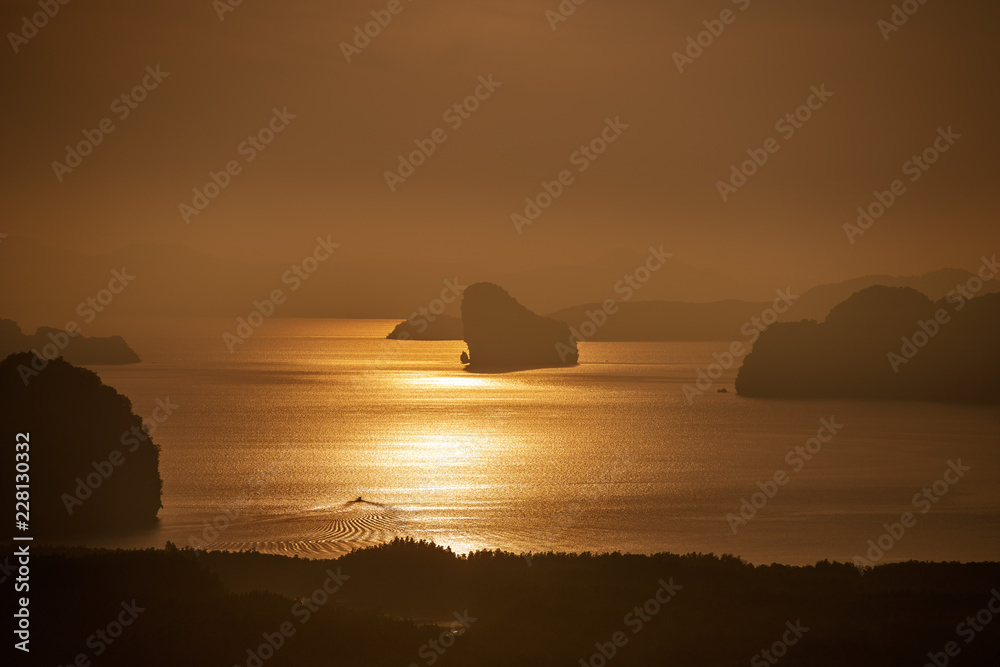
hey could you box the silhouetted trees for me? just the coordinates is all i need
[17,540,1000,666]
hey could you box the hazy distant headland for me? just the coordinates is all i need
[0,352,162,535]
[389,299,779,342]
[0,318,140,365]
[386,267,998,343]
[736,286,1000,403]
[386,314,463,341]
[461,282,578,369]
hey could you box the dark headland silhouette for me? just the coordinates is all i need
[736,286,1000,403]
[0,318,140,365]
[460,283,578,369]
[386,314,463,341]
[0,352,162,535]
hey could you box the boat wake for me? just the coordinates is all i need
[204,500,410,557]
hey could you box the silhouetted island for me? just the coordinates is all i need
[736,286,1000,402]
[0,318,140,365]
[0,352,162,535]
[386,314,463,340]
[381,268,1000,343]
[461,283,578,368]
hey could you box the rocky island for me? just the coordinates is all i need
[461,282,578,369]
[0,318,141,365]
[0,352,162,535]
[735,286,1000,403]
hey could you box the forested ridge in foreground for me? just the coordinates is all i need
[8,538,1000,666]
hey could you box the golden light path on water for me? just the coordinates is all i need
[72,318,1000,565]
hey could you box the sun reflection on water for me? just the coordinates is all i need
[402,374,497,390]
[390,433,483,468]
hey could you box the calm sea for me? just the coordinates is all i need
[68,318,1000,565]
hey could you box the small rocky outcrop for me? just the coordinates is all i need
[386,315,463,341]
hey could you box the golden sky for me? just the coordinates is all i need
[1,0,998,285]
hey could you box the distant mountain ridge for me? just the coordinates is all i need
[0,236,786,323]
[389,268,999,342]
[785,267,999,323]
[2,236,995,330]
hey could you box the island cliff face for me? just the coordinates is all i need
[461,283,578,368]
[0,318,141,365]
[735,286,1000,402]
[0,352,162,535]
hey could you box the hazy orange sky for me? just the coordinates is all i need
[2,0,997,284]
